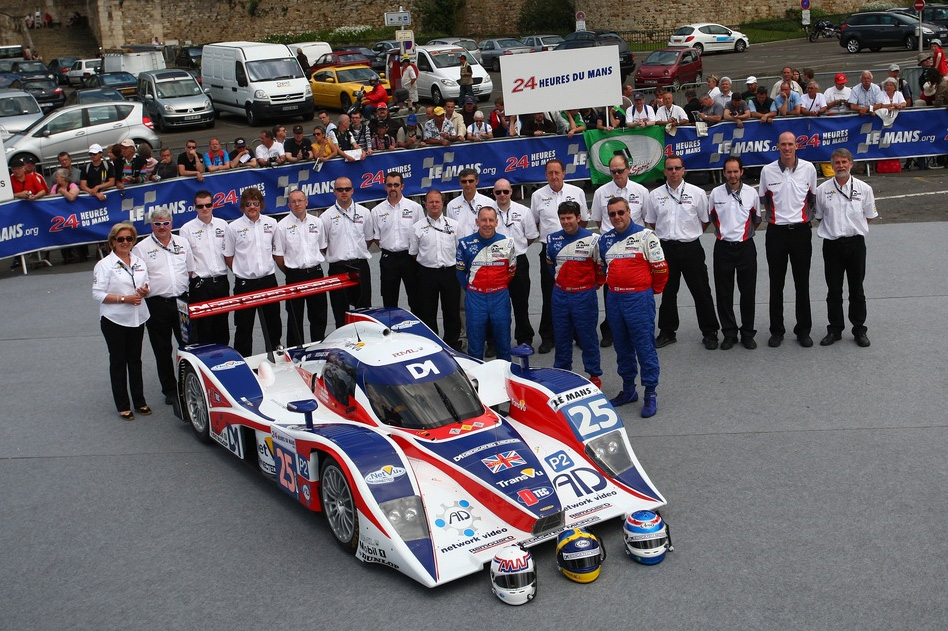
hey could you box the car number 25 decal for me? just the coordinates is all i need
[561,395,621,439]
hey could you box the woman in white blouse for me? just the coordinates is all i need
[92,223,152,420]
[875,78,907,111]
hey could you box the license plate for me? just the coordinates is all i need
[183,115,200,121]
[643,80,657,84]
[282,105,297,111]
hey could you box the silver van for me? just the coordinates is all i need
[137,69,214,131]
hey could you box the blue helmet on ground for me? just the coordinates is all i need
[556,528,606,583]
[623,510,670,565]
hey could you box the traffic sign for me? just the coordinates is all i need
[914,0,926,12]
[801,0,810,9]
[576,10,586,20]
[395,29,414,42]
[384,11,411,26]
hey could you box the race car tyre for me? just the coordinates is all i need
[320,458,360,551]
[182,364,212,444]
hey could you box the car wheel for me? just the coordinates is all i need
[182,364,211,444]
[340,93,352,112]
[246,105,257,126]
[320,458,359,551]
[671,78,682,91]
[133,139,152,152]
[431,85,443,105]
[735,39,747,53]
[493,58,501,72]
[693,43,704,55]
[845,38,861,53]
[905,35,917,50]
[11,152,40,167]
[695,71,703,82]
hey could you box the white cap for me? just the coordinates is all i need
[746,76,757,84]
[88,143,104,154]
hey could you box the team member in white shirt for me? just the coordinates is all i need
[409,189,461,350]
[708,156,761,350]
[372,171,424,309]
[814,148,877,348]
[493,177,539,347]
[273,189,328,346]
[320,177,375,329]
[93,223,151,420]
[134,208,194,406]
[224,188,282,356]
[645,154,720,350]
[180,190,230,345]
[446,168,495,238]
[759,131,818,348]
[530,159,589,353]
[823,73,852,115]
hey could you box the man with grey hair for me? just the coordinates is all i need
[133,208,194,406]
[847,70,883,116]
[696,92,723,124]
[714,77,734,109]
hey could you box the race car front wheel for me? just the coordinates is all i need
[182,364,212,444]
[320,459,360,551]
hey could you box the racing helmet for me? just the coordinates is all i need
[489,545,536,605]
[623,510,670,565]
[555,528,606,583]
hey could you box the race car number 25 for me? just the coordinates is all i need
[561,395,620,439]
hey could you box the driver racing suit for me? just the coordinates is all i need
[456,232,515,361]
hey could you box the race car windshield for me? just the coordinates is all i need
[365,369,484,430]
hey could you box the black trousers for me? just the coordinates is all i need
[538,248,554,342]
[416,265,461,345]
[509,253,534,345]
[284,266,327,346]
[658,239,719,337]
[713,239,758,339]
[100,317,146,412]
[188,275,230,345]
[379,249,419,310]
[765,223,812,337]
[233,274,282,356]
[145,294,185,398]
[328,259,372,329]
[822,235,868,336]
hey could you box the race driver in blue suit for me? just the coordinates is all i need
[546,200,604,388]
[457,206,516,361]
[598,196,668,418]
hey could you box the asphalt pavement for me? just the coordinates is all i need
[2,207,947,628]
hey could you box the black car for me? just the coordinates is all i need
[46,57,79,85]
[0,72,18,88]
[562,30,635,80]
[9,78,65,111]
[889,4,948,29]
[840,11,948,53]
[11,60,55,82]
[174,45,203,68]
[63,88,126,106]
[81,72,138,99]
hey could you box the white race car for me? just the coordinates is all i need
[175,276,666,587]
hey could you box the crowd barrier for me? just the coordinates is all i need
[2,109,947,260]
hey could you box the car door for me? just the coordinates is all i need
[879,14,901,46]
[708,25,735,51]
[82,103,131,153]
[415,52,433,98]
[480,40,495,67]
[310,69,335,108]
[29,107,85,161]
[681,49,701,82]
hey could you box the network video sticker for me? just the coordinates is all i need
[481,450,526,473]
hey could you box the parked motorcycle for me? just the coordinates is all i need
[809,20,840,42]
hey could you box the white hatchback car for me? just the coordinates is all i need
[668,23,750,55]
[65,59,102,86]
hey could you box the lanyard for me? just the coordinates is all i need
[426,216,453,234]
[497,208,514,227]
[116,259,137,289]
[151,234,183,255]
[833,178,853,201]
[665,184,683,206]
[729,184,746,209]
[335,203,361,223]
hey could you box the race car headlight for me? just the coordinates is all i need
[584,430,633,476]
[380,496,429,541]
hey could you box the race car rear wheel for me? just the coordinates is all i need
[320,459,360,551]
[182,364,212,444]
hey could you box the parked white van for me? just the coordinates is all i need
[414,45,493,105]
[201,42,314,125]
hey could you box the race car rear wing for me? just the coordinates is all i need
[178,270,360,351]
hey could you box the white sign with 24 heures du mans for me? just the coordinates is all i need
[500,46,622,117]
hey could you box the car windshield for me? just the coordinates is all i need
[0,95,41,117]
[336,67,378,83]
[499,39,525,48]
[674,26,695,35]
[17,62,47,73]
[156,78,202,98]
[246,58,303,82]
[101,74,134,85]
[22,79,56,90]
[430,51,471,68]
[365,367,484,430]
[77,89,125,102]
[644,50,680,66]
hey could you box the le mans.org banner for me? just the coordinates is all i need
[583,126,665,186]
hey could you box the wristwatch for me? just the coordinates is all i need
[120,296,125,303]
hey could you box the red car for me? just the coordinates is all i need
[634,47,702,91]
[311,50,372,73]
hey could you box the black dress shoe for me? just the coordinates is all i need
[768,334,783,348]
[855,333,871,347]
[655,333,677,348]
[741,336,757,350]
[720,338,737,350]
[819,333,841,346]
[797,334,814,348]
[599,335,613,348]
[703,335,719,350]
[538,339,554,354]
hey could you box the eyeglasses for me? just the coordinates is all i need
[610,168,627,175]
[335,187,353,192]
[243,201,262,208]
[186,145,197,149]
[665,166,684,171]
[494,190,511,195]
[385,182,401,188]
[113,236,135,243]
[195,203,213,209]
[460,179,476,184]
[313,132,323,136]
[607,210,627,218]
[152,221,171,227]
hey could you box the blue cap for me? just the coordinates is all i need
[406,114,418,125]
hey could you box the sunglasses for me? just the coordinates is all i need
[335,187,353,192]
[385,182,402,188]
[460,179,477,184]
[313,132,323,136]
[152,221,171,227]
[243,201,262,208]
[195,203,213,209]
[610,168,627,175]
[494,189,511,195]
[113,236,135,243]
[607,210,627,218]
[186,145,197,149]
[665,166,684,171]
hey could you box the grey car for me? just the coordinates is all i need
[0,89,44,140]
[426,38,482,64]
[478,38,534,72]
[3,101,160,166]
[137,69,214,132]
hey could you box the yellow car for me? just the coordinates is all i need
[310,65,391,111]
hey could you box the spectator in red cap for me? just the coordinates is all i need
[824,73,851,115]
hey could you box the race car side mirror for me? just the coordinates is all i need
[510,344,534,371]
[287,399,319,429]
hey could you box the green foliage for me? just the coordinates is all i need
[859,1,901,10]
[517,0,575,34]
[416,0,467,36]
[247,0,259,17]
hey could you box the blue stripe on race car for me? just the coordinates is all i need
[511,365,589,394]
[190,345,265,410]
[614,464,663,503]
[315,424,416,504]
[406,539,436,581]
